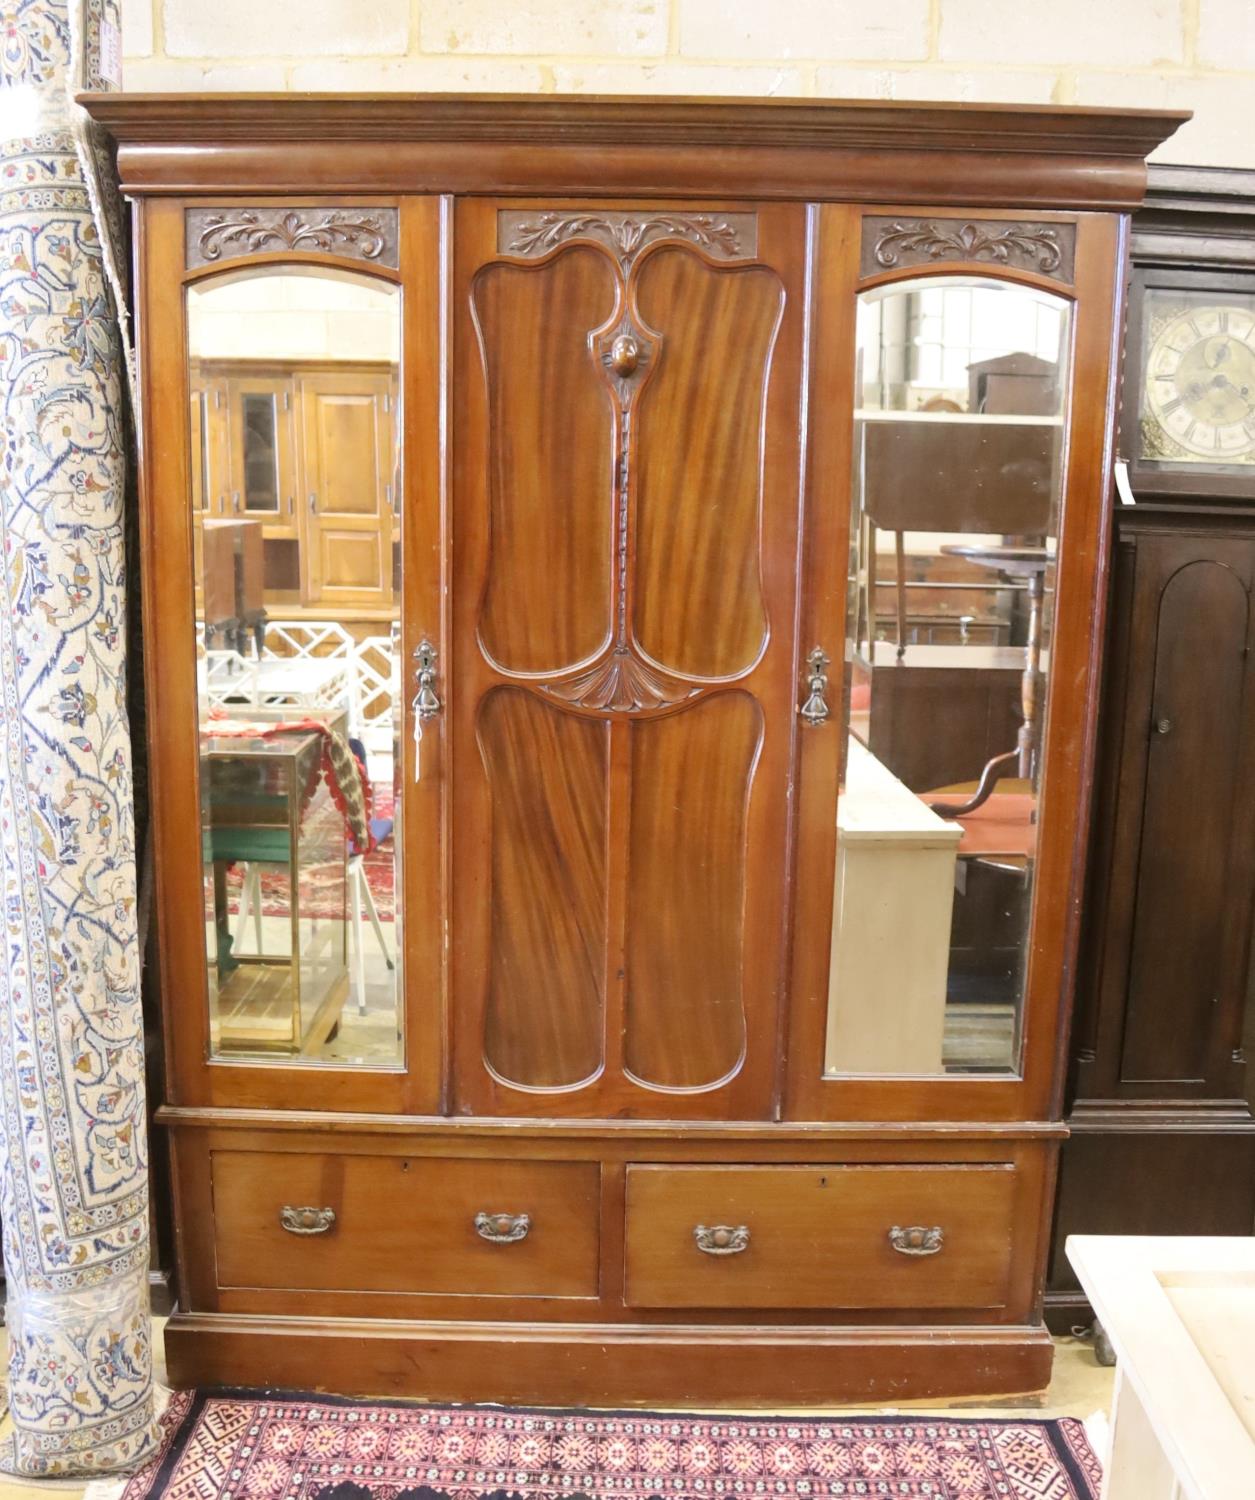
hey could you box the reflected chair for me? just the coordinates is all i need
[346,736,395,1016]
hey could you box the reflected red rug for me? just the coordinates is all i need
[121,1390,1102,1500]
[223,793,396,924]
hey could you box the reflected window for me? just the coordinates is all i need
[187,267,403,1068]
[827,277,1071,1078]
[241,392,280,512]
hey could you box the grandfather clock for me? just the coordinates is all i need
[1047,164,1255,1334]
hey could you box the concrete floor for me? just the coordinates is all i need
[0,1323,1115,1497]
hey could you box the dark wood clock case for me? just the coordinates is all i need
[1047,165,1255,1332]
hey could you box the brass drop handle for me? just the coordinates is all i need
[475,1211,530,1244]
[799,646,831,726]
[281,1205,336,1236]
[889,1225,944,1256]
[694,1224,750,1256]
[413,639,442,721]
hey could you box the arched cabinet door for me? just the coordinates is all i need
[1108,538,1255,1093]
[449,200,807,1118]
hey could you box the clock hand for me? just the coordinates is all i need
[1211,373,1254,409]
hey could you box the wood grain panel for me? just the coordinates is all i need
[1121,558,1251,1082]
[213,1150,601,1297]
[625,693,761,1089]
[479,688,609,1089]
[632,251,782,678]
[624,1163,1017,1309]
[452,201,805,1120]
[472,248,616,673]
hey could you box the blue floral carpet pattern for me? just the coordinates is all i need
[0,0,156,1474]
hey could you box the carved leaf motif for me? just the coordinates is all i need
[197,209,387,261]
[874,220,1063,274]
[542,651,700,713]
[507,212,744,264]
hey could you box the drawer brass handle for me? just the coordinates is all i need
[889,1225,944,1256]
[475,1211,530,1244]
[280,1205,336,1236]
[694,1224,750,1256]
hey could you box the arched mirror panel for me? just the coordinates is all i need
[827,275,1072,1079]
[186,266,404,1068]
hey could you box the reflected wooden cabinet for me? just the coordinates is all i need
[189,359,396,610]
[91,92,1184,1406]
[299,368,396,607]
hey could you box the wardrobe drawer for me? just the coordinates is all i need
[211,1151,601,1298]
[624,1164,1017,1310]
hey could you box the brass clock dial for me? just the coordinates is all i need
[1144,302,1255,463]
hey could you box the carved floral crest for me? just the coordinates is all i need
[866,217,1075,281]
[499,210,756,266]
[186,208,399,268]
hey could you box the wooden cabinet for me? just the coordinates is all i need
[299,369,395,606]
[189,359,396,610]
[1047,168,1255,1331]
[92,92,1184,1407]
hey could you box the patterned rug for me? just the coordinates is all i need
[115,1390,1102,1500]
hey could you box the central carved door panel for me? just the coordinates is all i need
[451,200,807,1118]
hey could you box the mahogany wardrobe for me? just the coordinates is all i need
[86,93,1184,1404]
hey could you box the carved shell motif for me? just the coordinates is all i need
[874,220,1064,275]
[542,651,700,714]
[196,210,388,262]
[506,212,745,265]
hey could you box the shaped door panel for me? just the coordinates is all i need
[624,692,763,1090]
[632,252,782,679]
[479,687,609,1091]
[472,249,617,674]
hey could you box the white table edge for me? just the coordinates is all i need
[1066,1234,1255,1499]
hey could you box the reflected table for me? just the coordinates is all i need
[925,782,1037,866]
[1067,1236,1255,1499]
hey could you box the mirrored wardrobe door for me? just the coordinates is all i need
[185,264,405,1070]
[827,273,1072,1079]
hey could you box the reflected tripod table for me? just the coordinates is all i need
[932,542,1051,818]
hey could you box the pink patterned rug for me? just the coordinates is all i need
[121,1390,1102,1500]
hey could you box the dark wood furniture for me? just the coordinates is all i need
[853,642,1023,791]
[1047,166,1255,1333]
[861,417,1059,658]
[86,92,1184,1406]
[200,517,265,654]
